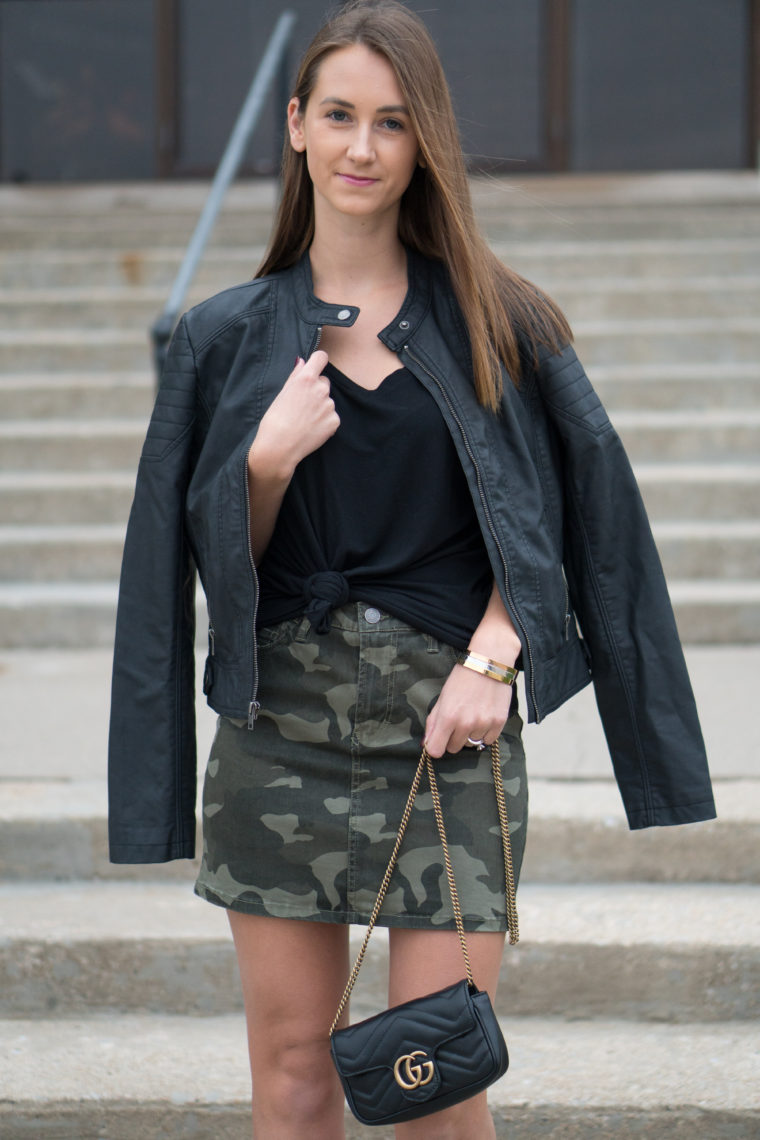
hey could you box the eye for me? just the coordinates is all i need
[326,109,350,123]
[381,117,405,132]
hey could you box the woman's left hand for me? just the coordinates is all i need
[423,663,513,757]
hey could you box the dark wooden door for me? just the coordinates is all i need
[0,0,156,181]
[569,0,753,170]
[0,0,755,181]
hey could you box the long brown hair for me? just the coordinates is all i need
[257,0,572,411]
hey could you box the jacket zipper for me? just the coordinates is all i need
[309,325,323,355]
[245,324,323,728]
[244,441,261,729]
[403,345,541,722]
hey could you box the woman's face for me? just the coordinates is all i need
[288,43,421,226]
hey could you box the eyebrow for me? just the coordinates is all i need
[319,97,409,114]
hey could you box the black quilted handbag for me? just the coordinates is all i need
[329,745,519,1126]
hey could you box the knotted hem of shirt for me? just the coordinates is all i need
[303,570,351,634]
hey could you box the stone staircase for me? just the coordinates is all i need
[0,174,759,646]
[1,174,759,1137]
[1,677,759,1138]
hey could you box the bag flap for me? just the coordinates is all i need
[330,979,476,1077]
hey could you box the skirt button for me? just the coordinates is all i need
[364,607,382,624]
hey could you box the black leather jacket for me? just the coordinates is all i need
[108,250,715,863]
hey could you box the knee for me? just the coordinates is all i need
[254,1035,341,1122]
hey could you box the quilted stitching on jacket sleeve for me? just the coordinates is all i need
[141,317,197,460]
[538,346,611,435]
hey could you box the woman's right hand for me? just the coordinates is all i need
[248,351,339,480]
[245,351,339,563]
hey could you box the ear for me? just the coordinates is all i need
[287,97,306,153]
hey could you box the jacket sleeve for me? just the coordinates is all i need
[535,343,716,829]
[108,317,200,862]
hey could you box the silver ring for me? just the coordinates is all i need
[466,736,486,750]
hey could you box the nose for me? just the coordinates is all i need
[346,124,375,164]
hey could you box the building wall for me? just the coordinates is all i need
[0,0,755,182]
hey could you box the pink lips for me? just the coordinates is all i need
[338,173,377,186]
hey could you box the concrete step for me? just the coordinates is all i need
[0,526,125,582]
[0,420,144,472]
[0,329,150,373]
[0,1015,757,1139]
[0,582,118,647]
[549,277,760,321]
[1,520,757,583]
[0,472,136,526]
[669,579,760,642]
[0,643,755,772]
[1,881,758,1020]
[0,372,154,419]
[1,778,756,885]
[1,578,758,646]
[1,239,758,291]
[590,363,760,410]
[0,218,271,252]
[2,203,759,250]
[652,521,760,580]
[504,237,760,280]
[612,410,760,462]
[2,200,759,245]
[573,317,760,366]
[0,289,212,331]
[480,206,760,242]
[2,277,759,328]
[0,248,262,290]
[636,464,760,521]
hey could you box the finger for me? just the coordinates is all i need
[423,732,447,759]
[422,710,445,759]
[427,721,466,757]
[306,349,329,373]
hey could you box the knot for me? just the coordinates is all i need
[303,571,350,634]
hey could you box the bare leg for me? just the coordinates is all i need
[388,927,506,1140]
[228,911,350,1140]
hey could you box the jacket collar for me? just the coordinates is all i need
[292,247,433,348]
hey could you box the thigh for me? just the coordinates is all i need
[388,928,504,1139]
[388,926,505,1005]
[228,912,351,1045]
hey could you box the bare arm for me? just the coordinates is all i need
[247,351,339,563]
[424,581,522,757]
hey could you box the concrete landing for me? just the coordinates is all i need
[0,646,756,781]
[0,1016,757,1139]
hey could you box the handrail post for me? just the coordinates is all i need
[274,31,291,177]
[152,9,297,384]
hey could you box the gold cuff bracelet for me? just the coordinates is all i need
[455,652,519,686]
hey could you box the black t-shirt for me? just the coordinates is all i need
[256,363,492,649]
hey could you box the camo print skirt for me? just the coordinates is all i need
[194,603,528,932]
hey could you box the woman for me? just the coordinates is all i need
[109,2,716,1137]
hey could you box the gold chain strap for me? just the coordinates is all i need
[492,741,519,945]
[329,741,519,1037]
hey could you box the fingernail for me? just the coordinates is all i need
[294,355,303,366]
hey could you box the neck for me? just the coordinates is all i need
[308,200,407,299]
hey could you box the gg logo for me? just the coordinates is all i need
[393,1050,435,1090]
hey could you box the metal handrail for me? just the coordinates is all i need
[151,10,297,382]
